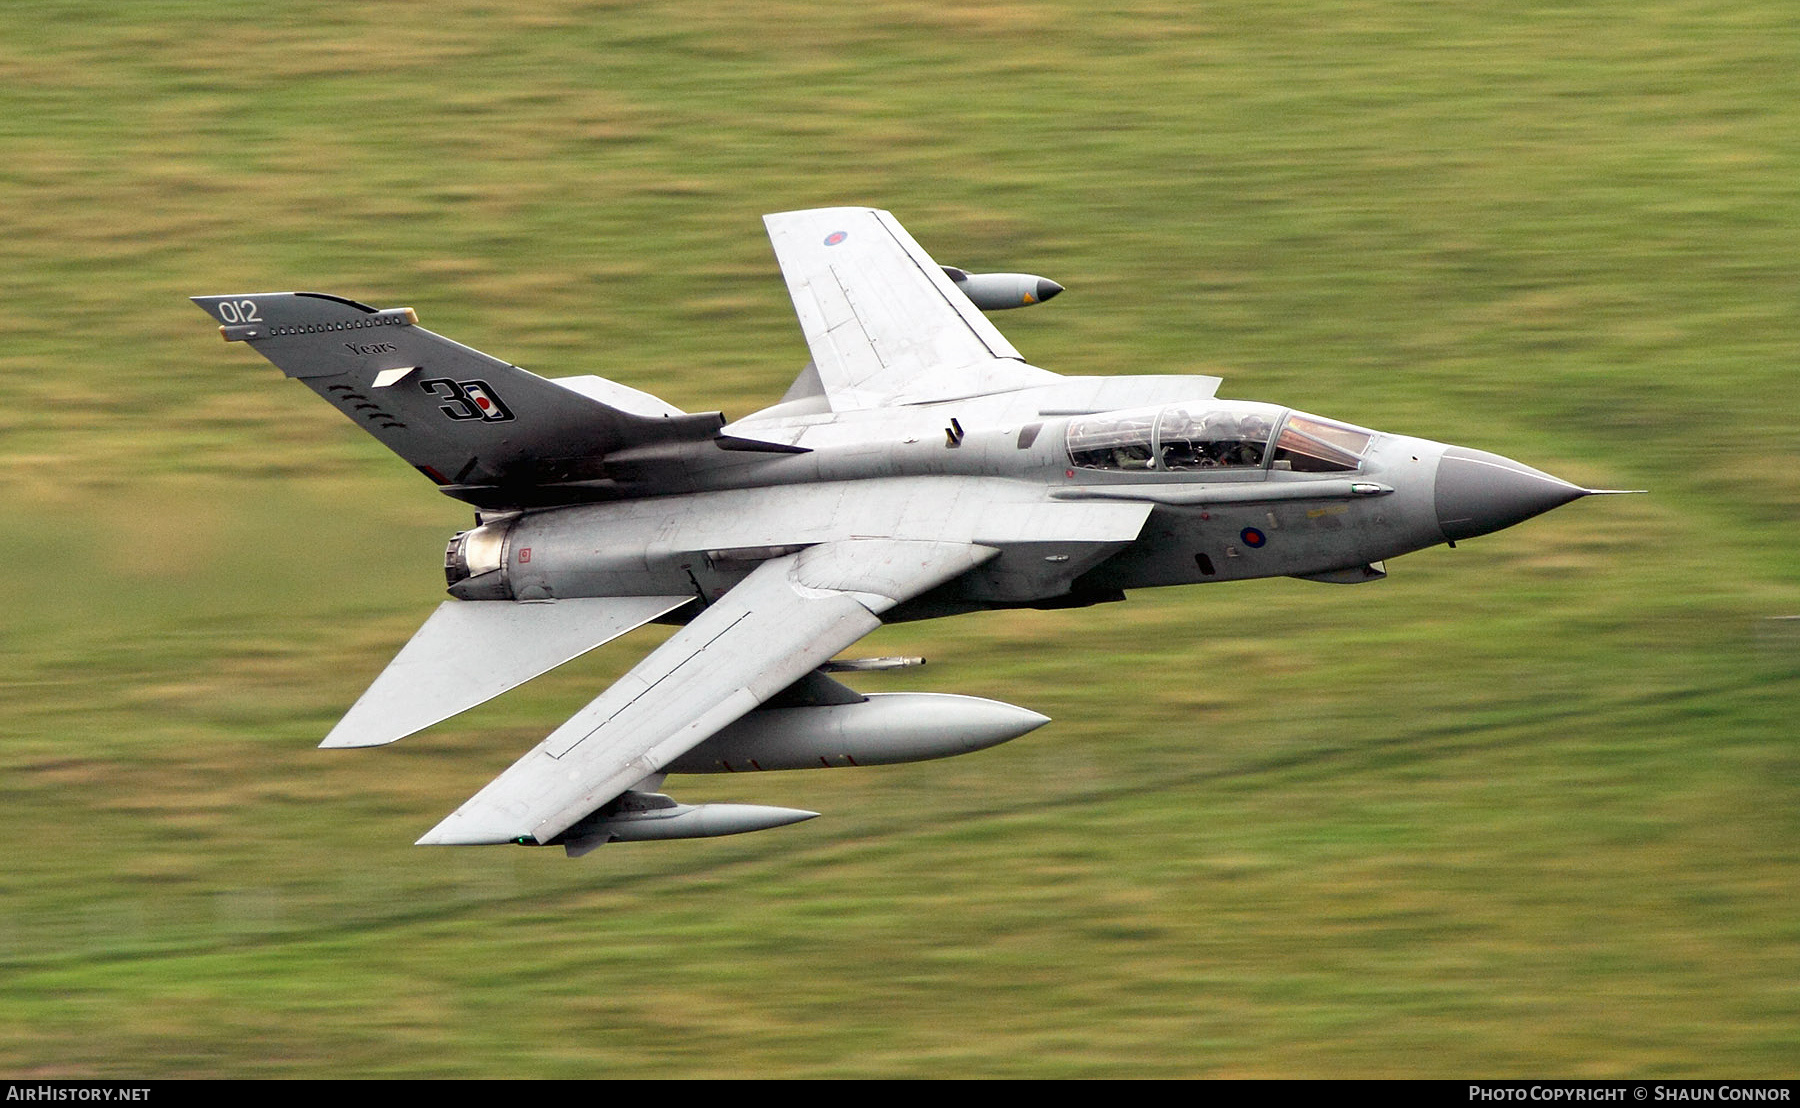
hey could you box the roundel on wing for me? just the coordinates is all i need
[824,231,848,246]
[1240,527,1267,548]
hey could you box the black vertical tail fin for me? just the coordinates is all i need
[192,292,722,505]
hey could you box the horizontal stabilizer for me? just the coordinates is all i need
[321,595,693,749]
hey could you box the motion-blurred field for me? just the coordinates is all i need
[1,0,1795,1077]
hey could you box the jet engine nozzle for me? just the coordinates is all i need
[444,520,514,599]
[1434,447,1590,543]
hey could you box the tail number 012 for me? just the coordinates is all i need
[215,299,262,323]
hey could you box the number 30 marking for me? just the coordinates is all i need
[216,299,262,323]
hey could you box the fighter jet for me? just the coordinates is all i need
[193,207,1622,855]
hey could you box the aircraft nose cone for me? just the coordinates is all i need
[1435,447,1589,542]
[1035,278,1064,303]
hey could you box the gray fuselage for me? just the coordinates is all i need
[445,373,1580,619]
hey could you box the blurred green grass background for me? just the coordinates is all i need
[0,0,1795,1077]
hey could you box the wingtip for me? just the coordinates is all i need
[415,808,532,846]
[319,733,397,750]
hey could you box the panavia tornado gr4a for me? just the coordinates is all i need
[194,207,1627,856]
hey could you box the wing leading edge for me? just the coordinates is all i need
[417,539,998,847]
[764,208,1060,410]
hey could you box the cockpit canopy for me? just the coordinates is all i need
[1066,403,1374,474]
